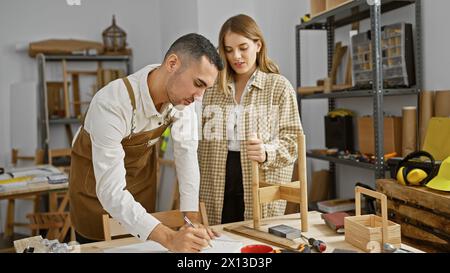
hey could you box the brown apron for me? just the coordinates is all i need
[69,77,172,241]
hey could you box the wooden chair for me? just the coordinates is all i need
[26,192,74,242]
[252,132,309,231]
[6,149,46,236]
[48,148,71,173]
[102,202,209,241]
[24,148,73,241]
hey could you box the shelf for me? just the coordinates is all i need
[48,118,80,125]
[300,0,416,29]
[43,55,131,62]
[299,87,418,99]
[307,152,376,170]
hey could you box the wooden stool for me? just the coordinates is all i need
[252,132,309,231]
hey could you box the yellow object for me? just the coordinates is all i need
[426,156,450,192]
[422,117,450,161]
[0,176,33,185]
[302,14,311,23]
[396,167,427,186]
[160,127,171,153]
[327,109,354,118]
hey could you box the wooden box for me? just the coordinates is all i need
[357,116,402,155]
[310,0,326,17]
[326,0,350,10]
[376,179,450,252]
[345,186,401,252]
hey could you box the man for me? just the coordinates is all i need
[69,33,223,252]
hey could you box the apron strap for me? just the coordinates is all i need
[121,77,137,137]
[122,77,137,111]
[81,77,137,128]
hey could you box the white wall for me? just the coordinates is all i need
[423,0,450,90]
[160,0,199,54]
[197,0,256,47]
[0,0,162,166]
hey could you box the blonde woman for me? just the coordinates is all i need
[199,14,303,225]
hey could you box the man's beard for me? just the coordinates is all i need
[167,74,186,110]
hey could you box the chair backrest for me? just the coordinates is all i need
[11,149,46,166]
[102,202,209,241]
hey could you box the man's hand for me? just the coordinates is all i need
[149,223,210,253]
[183,211,221,239]
[247,135,266,163]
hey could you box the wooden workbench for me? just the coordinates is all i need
[80,211,422,253]
[0,182,68,237]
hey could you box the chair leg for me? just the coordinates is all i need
[5,199,15,237]
[31,195,41,236]
[70,227,76,242]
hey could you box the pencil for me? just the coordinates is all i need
[183,216,213,248]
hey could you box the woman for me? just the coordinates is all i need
[199,14,302,225]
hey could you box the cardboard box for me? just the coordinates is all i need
[357,116,402,155]
[310,0,326,17]
[326,0,350,10]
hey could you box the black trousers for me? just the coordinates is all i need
[221,151,245,224]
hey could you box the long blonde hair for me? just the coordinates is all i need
[217,14,279,95]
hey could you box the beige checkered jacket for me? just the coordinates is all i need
[199,69,303,225]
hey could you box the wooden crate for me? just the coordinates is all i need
[345,186,401,252]
[376,179,450,252]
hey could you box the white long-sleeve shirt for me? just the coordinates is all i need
[73,64,200,241]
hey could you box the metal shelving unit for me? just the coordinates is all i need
[37,54,133,154]
[296,0,422,193]
[306,152,376,170]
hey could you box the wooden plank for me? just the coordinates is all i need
[223,224,301,251]
[399,222,450,252]
[298,84,353,95]
[71,73,81,117]
[345,52,353,85]
[376,179,450,217]
[279,185,301,204]
[386,200,450,235]
[298,133,308,232]
[62,59,70,118]
[96,61,103,91]
[330,43,348,84]
[298,86,324,95]
[258,185,280,204]
[66,70,97,75]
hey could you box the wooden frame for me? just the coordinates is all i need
[223,133,309,251]
[252,132,308,231]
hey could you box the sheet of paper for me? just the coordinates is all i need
[103,234,243,253]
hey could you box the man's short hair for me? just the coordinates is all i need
[164,33,224,71]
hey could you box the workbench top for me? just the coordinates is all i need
[80,211,423,253]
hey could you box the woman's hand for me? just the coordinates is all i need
[247,136,266,163]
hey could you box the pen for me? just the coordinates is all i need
[184,215,213,248]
